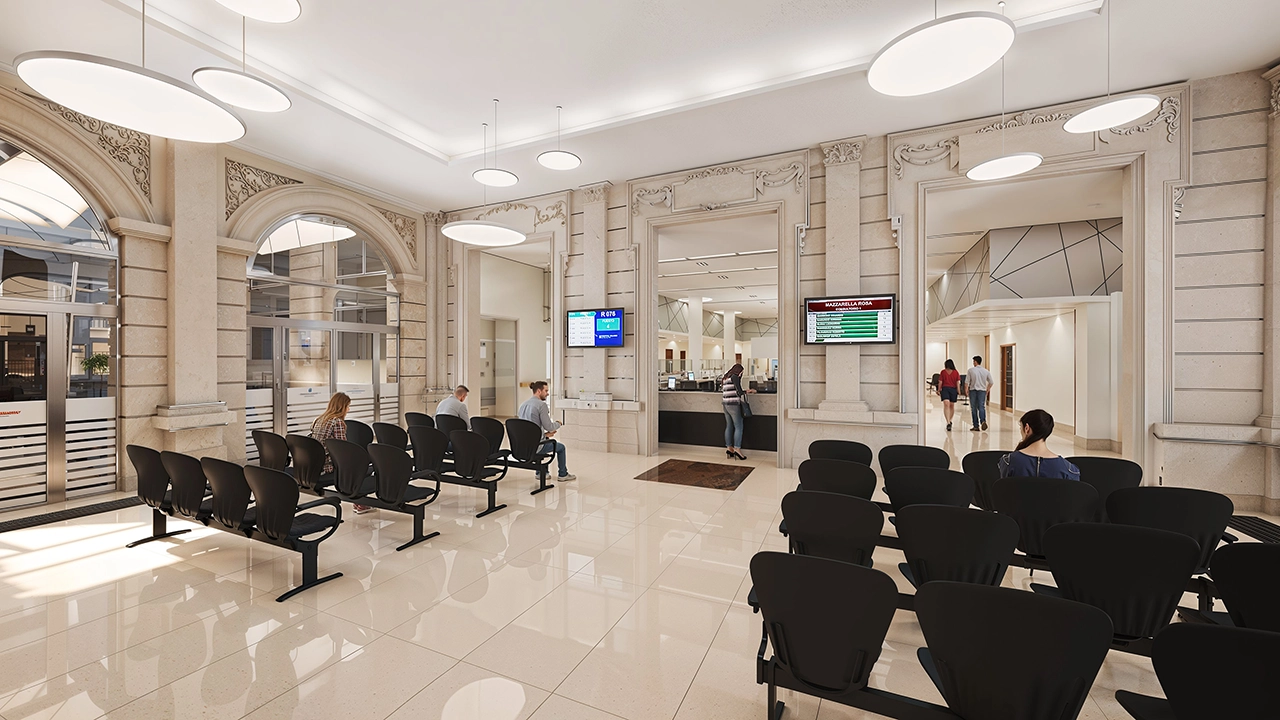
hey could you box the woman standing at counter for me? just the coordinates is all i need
[722,363,756,460]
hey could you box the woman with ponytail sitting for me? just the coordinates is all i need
[997,409,1080,481]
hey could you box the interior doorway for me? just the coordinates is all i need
[1000,344,1015,411]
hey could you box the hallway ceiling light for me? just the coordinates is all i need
[0,152,90,228]
[259,218,356,254]
[475,100,519,187]
[537,106,581,170]
[193,18,290,113]
[215,0,301,23]
[15,2,243,143]
[1064,0,1158,133]
[966,20,1040,183]
[441,220,526,247]
[867,6,1016,97]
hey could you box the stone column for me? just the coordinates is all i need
[424,211,450,393]
[581,182,611,392]
[1257,66,1280,508]
[688,296,703,375]
[724,310,737,366]
[817,137,872,417]
[391,276,428,420]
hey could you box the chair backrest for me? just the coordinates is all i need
[252,430,290,471]
[326,439,371,498]
[1043,522,1200,639]
[991,477,1098,557]
[160,451,208,520]
[127,445,169,508]
[915,581,1113,720]
[367,443,415,505]
[960,450,1005,511]
[1107,486,1233,572]
[750,552,898,695]
[284,434,328,492]
[896,504,1019,586]
[435,414,467,436]
[344,419,374,448]
[1149,623,1280,718]
[407,425,448,474]
[797,458,876,500]
[450,430,492,480]
[405,411,434,428]
[505,417,545,463]
[879,444,951,477]
[200,457,253,532]
[1066,456,1142,521]
[884,467,974,513]
[243,465,300,542]
[808,439,872,466]
[1209,542,1280,633]
[372,422,408,450]
[471,416,506,456]
[781,491,883,567]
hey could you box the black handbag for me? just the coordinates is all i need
[742,398,753,417]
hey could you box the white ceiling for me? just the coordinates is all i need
[926,296,1111,341]
[658,213,779,317]
[2,1,1278,211]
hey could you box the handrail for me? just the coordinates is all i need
[1152,433,1280,450]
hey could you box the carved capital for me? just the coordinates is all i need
[30,95,152,200]
[579,181,612,205]
[1265,66,1280,117]
[374,207,418,261]
[424,210,449,226]
[225,159,300,219]
[821,139,864,167]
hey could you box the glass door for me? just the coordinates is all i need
[335,330,375,424]
[245,326,278,460]
[285,328,331,436]
[65,315,116,498]
[0,313,57,509]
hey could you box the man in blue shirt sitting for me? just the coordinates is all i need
[518,381,575,481]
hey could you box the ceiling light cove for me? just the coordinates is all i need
[965,152,1043,181]
[868,12,1016,97]
[215,0,302,23]
[442,220,526,247]
[193,67,291,112]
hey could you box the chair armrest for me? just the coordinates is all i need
[297,496,341,512]
[1221,531,1239,544]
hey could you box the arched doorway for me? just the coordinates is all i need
[0,138,118,508]
[244,214,400,459]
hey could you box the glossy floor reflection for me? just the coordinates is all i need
[0,442,1229,720]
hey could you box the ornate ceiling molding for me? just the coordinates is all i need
[424,210,448,226]
[821,140,864,167]
[375,207,417,260]
[1109,96,1181,143]
[891,137,958,179]
[29,96,152,200]
[632,160,805,214]
[632,186,672,215]
[579,181,612,205]
[1265,66,1280,117]
[975,110,1073,134]
[225,159,301,219]
[474,200,568,228]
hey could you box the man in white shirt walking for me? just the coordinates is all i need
[966,356,994,432]
[518,381,575,481]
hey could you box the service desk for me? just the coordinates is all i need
[657,390,778,451]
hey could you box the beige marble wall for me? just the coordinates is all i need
[217,250,248,461]
[117,226,170,486]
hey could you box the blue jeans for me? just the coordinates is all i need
[724,404,745,448]
[539,439,569,477]
[970,390,988,426]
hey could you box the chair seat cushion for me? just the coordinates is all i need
[289,512,339,538]
[175,498,213,522]
[1114,691,1176,720]
[898,562,919,589]
[402,483,437,503]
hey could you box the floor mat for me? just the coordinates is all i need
[635,459,754,491]
[1227,514,1280,544]
[0,497,142,534]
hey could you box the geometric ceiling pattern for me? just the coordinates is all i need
[990,219,1123,300]
[927,234,991,324]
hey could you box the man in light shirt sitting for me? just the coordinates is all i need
[518,381,575,481]
[966,356,994,432]
[435,385,470,424]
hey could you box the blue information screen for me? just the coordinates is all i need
[568,308,624,347]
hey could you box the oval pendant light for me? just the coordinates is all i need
[1065,0,1158,133]
[868,8,1016,97]
[474,99,519,187]
[537,105,581,170]
[966,152,1043,181]
[215,0,301,24]
[449,122,526,247]
[193,17,290,113]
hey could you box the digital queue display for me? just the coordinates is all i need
[804,294,896,345]
[567,308,625,348]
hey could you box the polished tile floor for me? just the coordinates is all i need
[0,441,1212,720]
[922,393,1120,469]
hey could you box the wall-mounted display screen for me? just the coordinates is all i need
[567,308,624,347]
[804,294,896,344]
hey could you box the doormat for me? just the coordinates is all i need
[1227,514,1280,544]
[635,459,754,491]
[0,497,142,534]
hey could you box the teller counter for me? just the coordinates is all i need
[657,390,778,451]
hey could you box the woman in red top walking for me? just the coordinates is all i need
[938,359,961,432]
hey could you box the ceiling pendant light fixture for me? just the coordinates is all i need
[967,21,1042,182]
[473,99,519,187]
[446,122,527,247]
[214,0,301,24]
[868,0,1016,97]
[193,17,291,113]
[16,1,244,143]
[1063,0,1158,133]
[537,105,581,170]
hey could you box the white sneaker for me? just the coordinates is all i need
[558,473,577,481]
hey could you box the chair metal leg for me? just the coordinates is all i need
[277,544,342,603]
[396,507,440,551]
[474,483,506,518]
[530,468,554,496]
[126,509,191,548]
[767,681,784,720]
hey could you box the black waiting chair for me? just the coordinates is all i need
[408,425,451,477]
[366,444,441,550]
[252,430,291,472]
[896,504,1019,590]
[446,429,510,518]
[796,458,876,499]
[125,445,191,547]
[505,417,556,495]
[992,477,1098,560]
[883,467,974,514]
[242,465,344,602]
[326,439,378,502]
[1033,523,1200,655]
[405,411,434,428]
[1067,456,1142,521]
[344,419,374,448]
[435,414,468,437]
[201,457,258,535]
[915,581,1114,720]
[160,451,212,525]
[471,416,511,464]
[1115,623,1280,720]
[1107,486,1234,574]
[1208,542,1280,632]
[372,422,409,451]
[808,439,872,466]
[781,491,883,568]
[878,444,951,477]
[285,434,335,495]
[960,450,1005,511]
